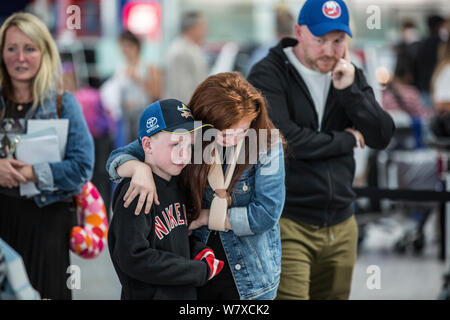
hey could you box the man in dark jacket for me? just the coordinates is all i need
[248,0,394,299]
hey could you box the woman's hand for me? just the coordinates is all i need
[188,209,210,231]
[120,161,159,215]
[17,165,37,183]
[0,158,27,188]
[188,209,233,231]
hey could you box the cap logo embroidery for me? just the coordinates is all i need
[322,1,341,19]
[177,104,193,119]
[146,116,160,133]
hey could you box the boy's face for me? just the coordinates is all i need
[141,131,193,180]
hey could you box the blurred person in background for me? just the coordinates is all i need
[383,56,433,149]
[413,14,445,108]
[394,20,420,85]
[382,58,437,255]
[246,8,295,75]
[62,64,114,214]
[0,13,94,299]
[165,11,208,103]
[430,28,450,138]
[383,57,433,124]
[432,29,450,114]
[118,30,162,143]
[104,30,162,145]
[248,0,394,300]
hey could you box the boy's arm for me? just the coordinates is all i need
[118,161,159,214]
[189,235,208,258]
[110,195,210,287]
[106,140,159,214]
[106,139,145,183]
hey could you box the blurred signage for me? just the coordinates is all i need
[122,1,161,39]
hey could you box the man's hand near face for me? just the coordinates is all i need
[332,46,355,90]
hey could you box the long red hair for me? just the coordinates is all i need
[180,72,284,221]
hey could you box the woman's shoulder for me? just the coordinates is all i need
[252,139,285,176]
[60,90,83,111]
[60,90,77,102]
[37,90,85,122]
[42,89,76,107]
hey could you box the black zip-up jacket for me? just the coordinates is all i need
[108,175,209,300]
[248,38,395,227]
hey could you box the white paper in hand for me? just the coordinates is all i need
[27,119,68,159]
[16,130,61,197]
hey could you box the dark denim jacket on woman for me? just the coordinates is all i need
[0,90,94,207]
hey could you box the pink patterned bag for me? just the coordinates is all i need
[69,182,109,259]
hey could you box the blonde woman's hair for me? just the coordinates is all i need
[0,12,62,110]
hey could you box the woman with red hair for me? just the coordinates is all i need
[106,72,286,300]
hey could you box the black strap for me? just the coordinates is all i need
[354,186,450,202]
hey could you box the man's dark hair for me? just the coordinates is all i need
[180,11,203,34]
[119,29,141,51]
[401,19,416,30]
[427,15,444,35]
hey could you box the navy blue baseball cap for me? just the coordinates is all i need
[298,0,352,38]
[138,99,211,143]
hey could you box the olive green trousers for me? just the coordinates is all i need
[276,215,358,300]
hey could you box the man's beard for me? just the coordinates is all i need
[308,56,338,74]
[303,45,338,74]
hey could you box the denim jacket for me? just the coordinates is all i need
[106,140,286,300]
[10,91,94,207]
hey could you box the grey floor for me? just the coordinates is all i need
[350,210,447,300]
[70,247,121,300]
[71,212,448,300]
[349,249,446,300]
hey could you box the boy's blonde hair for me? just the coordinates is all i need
[0,12,62,110]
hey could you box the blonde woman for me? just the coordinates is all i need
[0,13,94,299]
